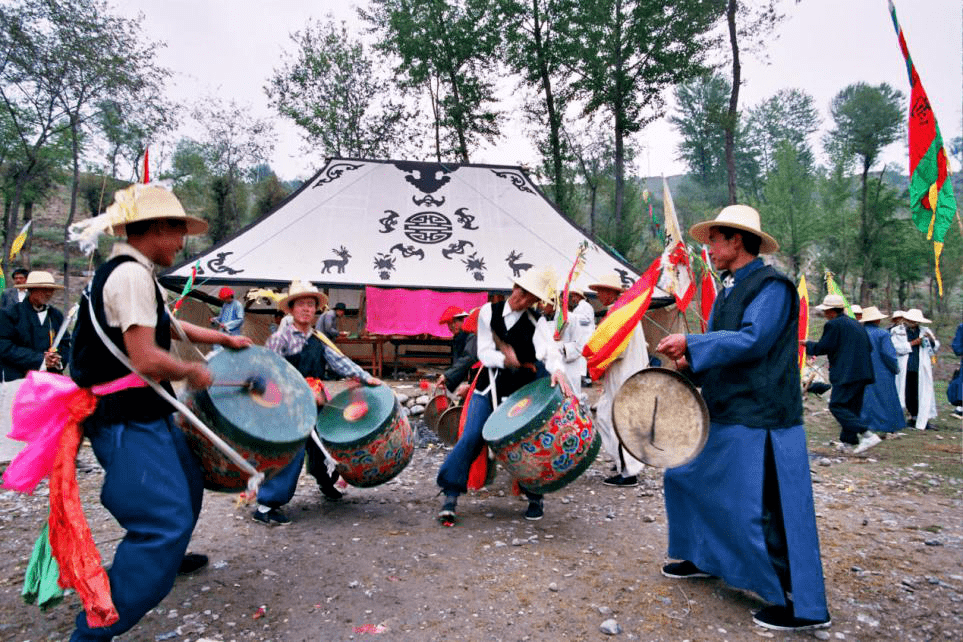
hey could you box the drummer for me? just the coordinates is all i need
[436,266,570,523]
[588,273,648,488]
[68,184,253,640]
[656,205,830,631]
[252,280,383,525]
[436,305,474,399]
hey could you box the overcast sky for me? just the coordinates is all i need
[119,0,962,183]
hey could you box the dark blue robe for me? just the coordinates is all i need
[860,324,904,432]
[664,260,828,621]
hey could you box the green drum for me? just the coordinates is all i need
[179,346,316,492]
[316,384,414,488]
[482,378,599,494]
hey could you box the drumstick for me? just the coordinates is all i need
[211,375,267,395]
[648,398,664,452]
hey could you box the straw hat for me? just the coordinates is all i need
[278,280,328,313]
[587,273,624,294]
[850,304,863,315]
[891,310,905,319]
[903,308,931,324]
[106,184,208,236]
[558,280,586,299]
[689,204,779,254]
[15,271,63,290]
[511,266,557,304]
[859,306,888,324]
[815,294,847,311]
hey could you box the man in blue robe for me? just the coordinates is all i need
[657,205,830,632]
[859,306,904,433]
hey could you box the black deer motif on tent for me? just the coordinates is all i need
[506,250,532,277]
[321,246,351,274]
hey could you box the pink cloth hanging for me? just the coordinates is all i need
[365,287,488,336]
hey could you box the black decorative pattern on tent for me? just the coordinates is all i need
[312,162,363,188]
[463,252,486,281]
[379,211,399,233]
[506,250,532,277]
[413,194,445,207]
[390,243,425,260]
[203,252,243,275]
[373,253,396,280]
[442,240,474,260]
[491,169,534,194]
[454,207,478,230]
[321,246,351,274]
[392,161,458,194]
[615,268,635,288]
[404,212,452,244]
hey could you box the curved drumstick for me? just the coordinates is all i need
[649,397,664,452]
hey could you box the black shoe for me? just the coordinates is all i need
[177,553,208,575]
[924,423,938,431]
[524,499,544,521]
[752,604,831,631]
[603,474,638,487]
[662,561,712,579]
[319,483,344,500]
[251,507,291,526]
[907,417,917,427]
[438,498,457,525]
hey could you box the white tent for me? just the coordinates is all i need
[161,158,643,292]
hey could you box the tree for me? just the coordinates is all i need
[761,141,816,280]
[360,0,502,162]
[190,97,275,243]
[499,0,576,216]
[266,17,412,161]
[96,94,178,182]
[825,82,904,302]
[560,0,721,242]
[743,88,819,175]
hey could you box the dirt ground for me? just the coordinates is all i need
[1,379,961,642]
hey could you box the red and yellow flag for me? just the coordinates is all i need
[889,0,957,295]
[582,258,661,380]
[797,275,809,374]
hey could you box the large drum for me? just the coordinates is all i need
[179,346,316,491]
[316,384,414,487]
[483,378,599,494]
[612,368,709,468]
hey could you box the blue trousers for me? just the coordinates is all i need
[257,446,306,507]
[436,392,541,501]
[72,415,204,641]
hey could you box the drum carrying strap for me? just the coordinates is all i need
[85,282,265,495]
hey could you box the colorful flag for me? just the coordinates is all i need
[172,260,200,315]
[9,220,32,260]
[824,270,855,319]
[554,242,589,341]
[656,177,695,312]
[644,188,663,244]
[143,147,150,184]
[698,246,716,333]
[888,0,957,295]
[797,276,809,374]
[582,257,661,380]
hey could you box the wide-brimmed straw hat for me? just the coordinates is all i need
[279,280,328,313]
[850,304,863,315]
[903,308,931,324]
[815,294,847,311]
[510,266,557,304]
[891,310,905,319]
[859,306,888,324]
[15,270,64,290]
[106,184,208,236]
[689,204,779,254]
[587,273,624,294]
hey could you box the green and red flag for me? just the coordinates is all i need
[824,270,855,319]
[172,260,200,315]
[888,0,957,295]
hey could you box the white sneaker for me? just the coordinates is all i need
[853,432,882,454]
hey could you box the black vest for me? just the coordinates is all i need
[699,264,802,428]
[475,301,540,403]
[71,255,175,423]
[285,333,329,379]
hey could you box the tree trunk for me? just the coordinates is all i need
[724,0,740,205]
[531,0,566,215]
[63,116,82,309]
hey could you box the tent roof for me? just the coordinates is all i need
[160,158,643,293]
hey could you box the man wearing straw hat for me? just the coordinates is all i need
[858,306,905,434]
[436,266,569,523]
[902,308,939,430]
[68,183,252,641]
[252,280,384,524]
[656,205,830,631]
[804,293,878,453]
[0,270,70,380]
[588,272,648,487]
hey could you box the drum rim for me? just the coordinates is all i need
[435,404,463,446]
[422,393,451,430]
[612,367,710,468]
[316,385,397,447]
[482,378,562,447]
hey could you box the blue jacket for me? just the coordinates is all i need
[0,299,69,380]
